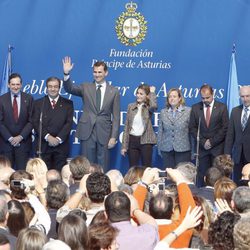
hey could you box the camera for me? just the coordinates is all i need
[159,171,168,178]
[158,182,165,191]
[11,180,25,189]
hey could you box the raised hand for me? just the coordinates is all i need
[62,56,74,74]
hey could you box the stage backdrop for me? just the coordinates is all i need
[1,0,250,173]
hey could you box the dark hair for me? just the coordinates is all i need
[149,192,173,219]
[205,167,223,187]
[8,73,22,84]
[213,154,234,178]
[70,156,91,180]
[88,222,118,250]
[104,191,130,222]
[46,76,61,88]
[69,208,87,222]
[90,210,107,226]
[58,214,88,250]
[136,84,150,106]
[93,61,108,72]
[9,170,33,200]
[86,173,111,203]
[0,155,11,168]
[208,211,240,250]
[46,180,70,209]
[7,200,28,237]
[200,84,213,94]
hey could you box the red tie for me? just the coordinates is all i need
[206,105,211,127]
[13,95,18,122]
[51,100,56,109]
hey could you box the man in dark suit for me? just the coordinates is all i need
[0,73,33,169]
[62,56,120,172]
[33,77,73,170]
[189,84,229,187]
[225,86,250,185]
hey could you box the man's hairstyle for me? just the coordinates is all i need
[93,61,108,72]
[46,180,70,209]
[205,167,223,187]
[104,191,130,222]
[9,170,33,200]
[232,186,250,213]
[200,84,213,94]
[46,76,61,88]
[86,173,111,203]
[0,155,11,168]
[234,218,250,250]
[46,169,62,183]
[69,156,91,181]
[0,198,8,223]
[8,73,22,84]
[176,162,197,183]
[149,192,173,219]
[213,154,234,178]
[106,169,124,189]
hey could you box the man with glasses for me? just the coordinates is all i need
[32,77,73,170]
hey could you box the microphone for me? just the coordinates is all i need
[37,97,45,158]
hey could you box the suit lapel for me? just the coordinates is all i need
[90,84,98,111]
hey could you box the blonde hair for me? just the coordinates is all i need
[166,88,185,108]
[26,158,48,176]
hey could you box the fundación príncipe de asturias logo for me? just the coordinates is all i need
[115,1,147,46]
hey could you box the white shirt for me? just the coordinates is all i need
[130,103,144,136]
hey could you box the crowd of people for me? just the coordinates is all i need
[0,60,250,249]
[0,155,249,249]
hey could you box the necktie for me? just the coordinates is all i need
[242,107,248,130]
[13,95,18,122]
[96,85,102,112]
[205,105,211,127]
[51,100,56,109]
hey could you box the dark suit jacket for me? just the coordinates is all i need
[224,105,250,164]
[63,78,120,145]
[189,100,229,158]
[0,227,16,250]
[32,95,73,155]
[0,91,33,153]
[199,186,214,204]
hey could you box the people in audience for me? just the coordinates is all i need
[121,84,157,167]
[213,154,234,178]
[158,88,191,168]
[233,218,250,250]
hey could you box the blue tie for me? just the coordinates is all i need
[242,107,248,130]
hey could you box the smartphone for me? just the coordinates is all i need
[158,182,165,191]
[159,171,168,178]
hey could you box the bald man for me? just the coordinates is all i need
[225,86,250,184]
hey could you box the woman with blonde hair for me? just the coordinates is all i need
[157,88,191,168]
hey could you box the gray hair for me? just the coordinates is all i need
[176,162,197,183]
[232,187,250,213]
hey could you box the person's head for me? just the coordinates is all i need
[9,170,33,200]
[241,163,250,180]
[46,169,62,183]
[208,211,240,250]
[68,208,87,222]
[200,84,214,106]
[0,155,11,169]
[106,170,124,190]
[89,222,119,250]
[0,233,10,250]
[149,192,173,219]
[104,191,130,223]
[58,214,88,250]
[69,156,91,181]
[204,167,223,187]
[0,191,11,203]
[93,61,108,84]
[0,167,15,186]
[231,186,250,213]
[46,77,61,99]
[46,180,70,209]
[166,88,185,109]
[86,173,111,203]
[7,200,27,237]
[16,227,47,250]
[124,166,145,187]
[90,210,107,226]
[136,84,150,105]
[42,240,71,250]
[89,163,104,174]
[234,218,250,250]
[214,177,237,204]
[61,164,73,187]
[176,162,197,183]
[26,158,48,177]
[240,85,250,107]
[213,154,234,178]
[8,73,22,95]
[0,198,8,226]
